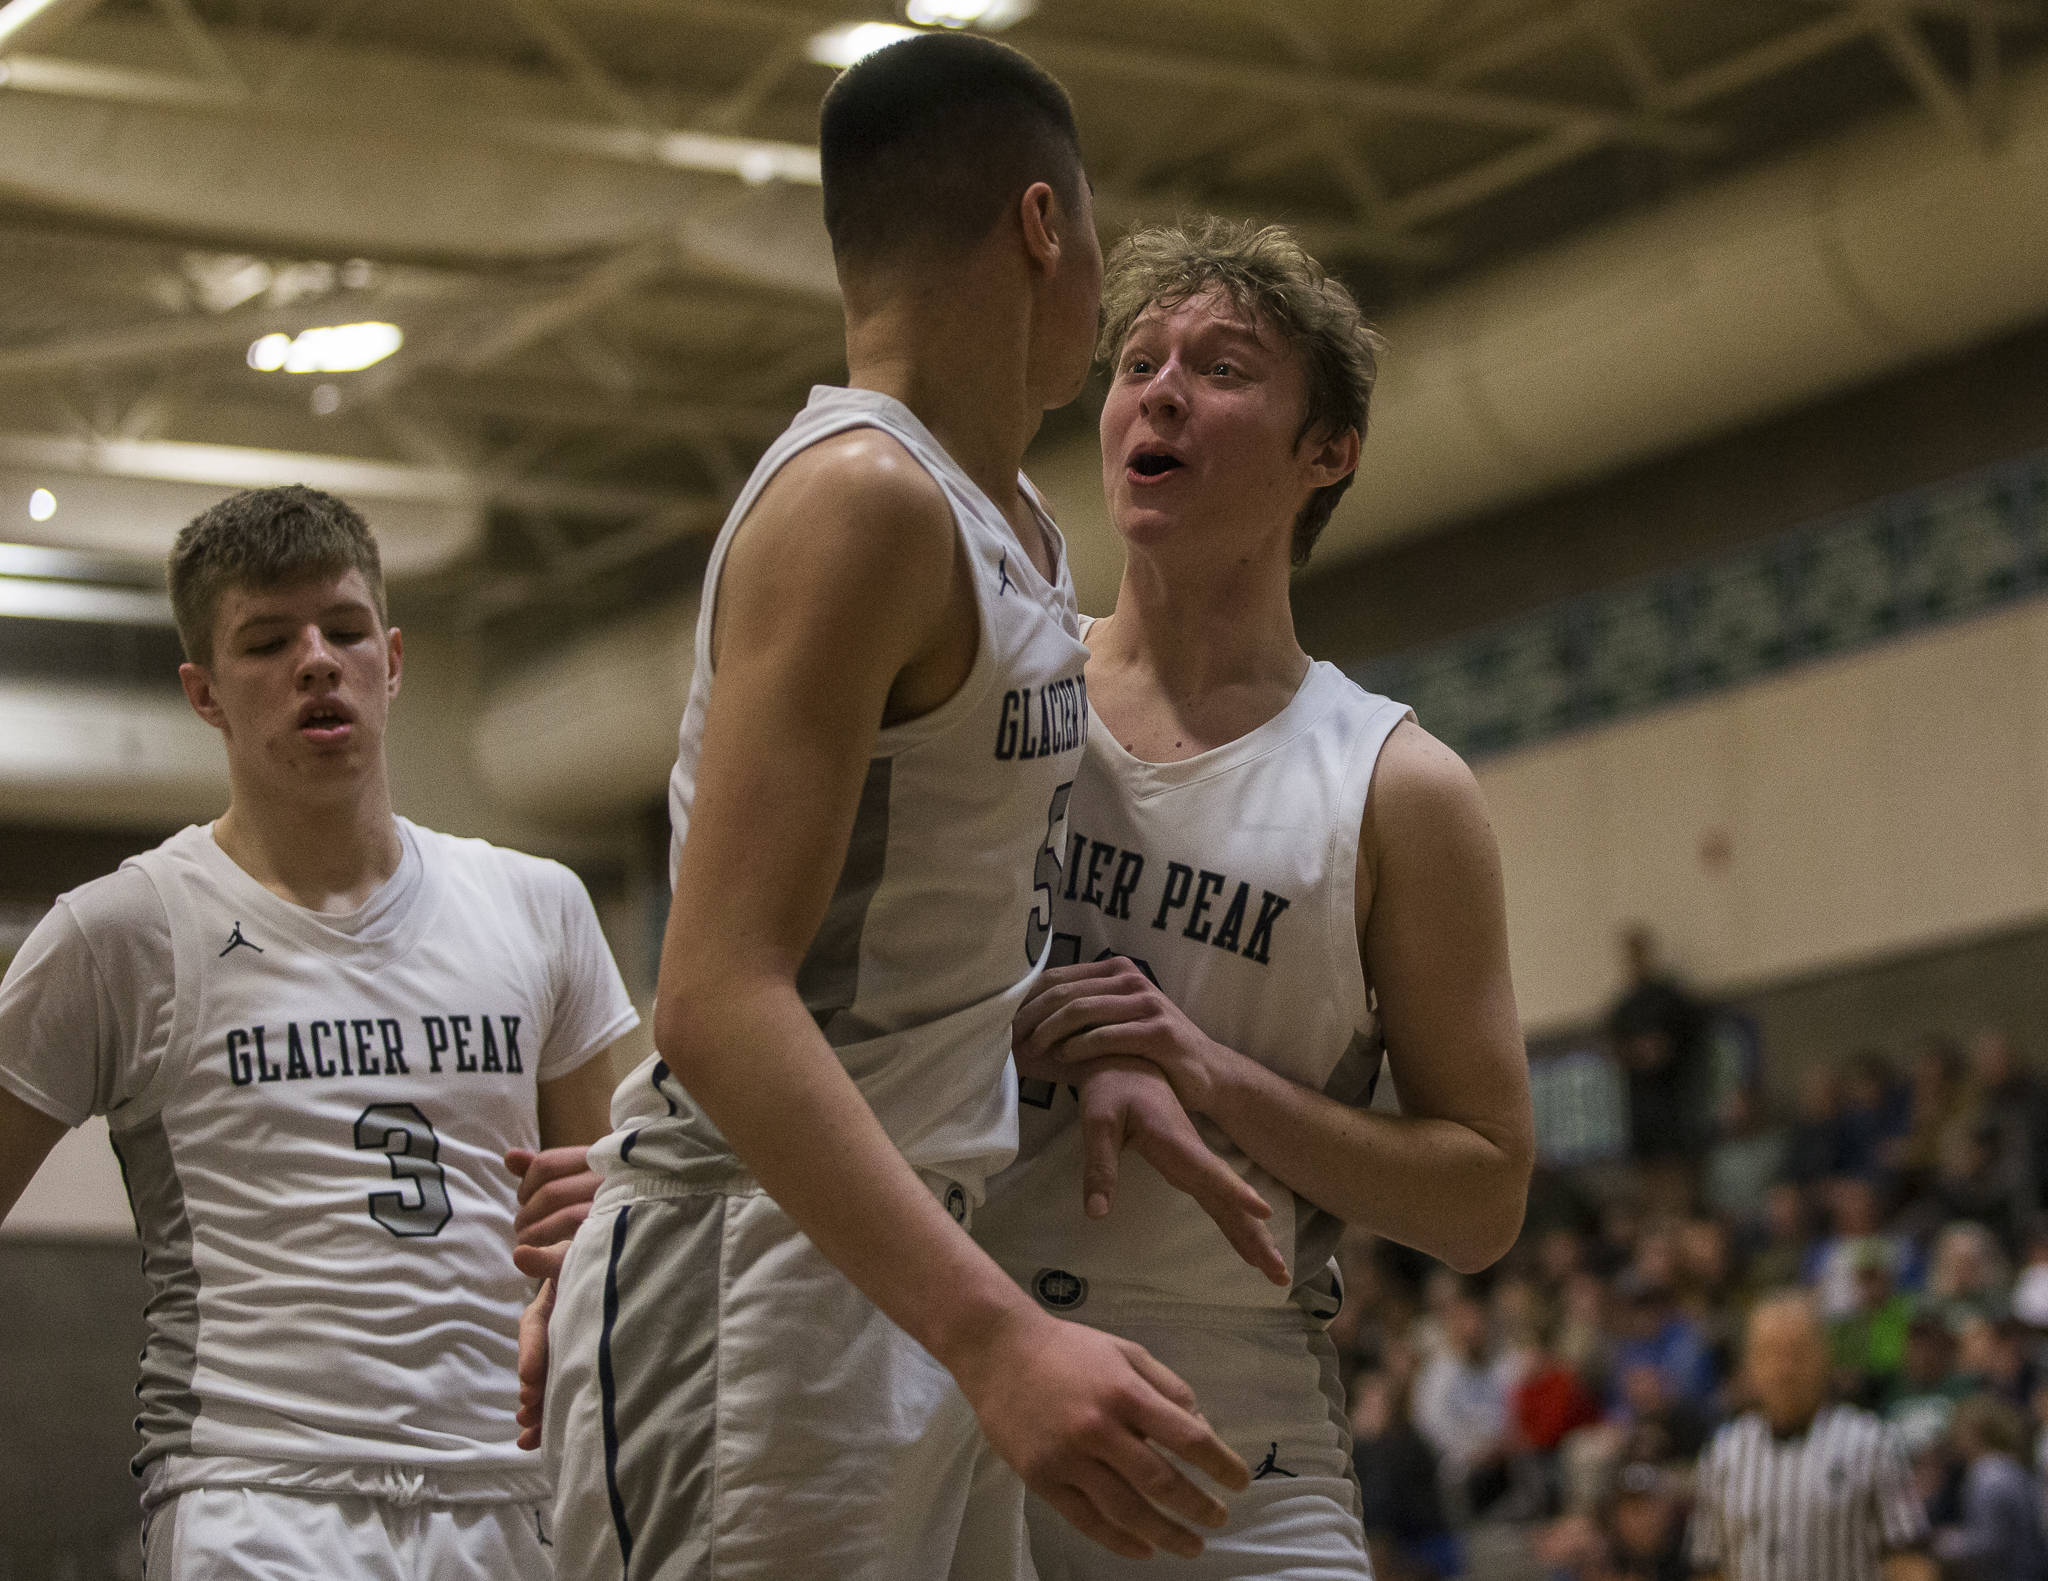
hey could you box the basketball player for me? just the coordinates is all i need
[0,485,639,1578]
[975,219,1536,1579]
[542,33,1253,1581]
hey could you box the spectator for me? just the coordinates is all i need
[1927,1220,2013,1330]
[1784,1065,1848,1186]
[1812,1177,1907,1321]
[1831,1240,1918,1406]
[1559,1268,1615,1390]
[1933,1394,2048,1581]
[1689,1293,1934,1581]
[1352,1368,1461,1581]
[1885,1315,1969,1456]
[1607,926,1711,1180]
[1413,1293,1517,1519]
[1839,1050,1911,1182]
[1705,1087,1789,1229]
[1738,1183,1817,1306]
[1886,1036,1966,1188]
[1935,1125,2026,1249]
[1604,1461,1690,1581]
[1608,1273,1716,1411]
[2011,1228,2048,1330]
[1510,1314,1604,1517]
[1615,1360,1709,1466]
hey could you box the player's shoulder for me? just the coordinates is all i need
[1367,716,1484,819]
[405,821,584,908]
[747,426,956,566]
[58,848,177,946]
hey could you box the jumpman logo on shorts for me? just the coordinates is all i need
[218,922,263,958]
[1252,1442,1298,1480]
[997,553,1014,596]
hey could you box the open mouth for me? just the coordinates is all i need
[298,703,354,741]
[1127,448,1186,479]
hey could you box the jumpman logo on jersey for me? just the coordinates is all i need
[218,922,263,958]
[1252,1442,1298,1480]
[997,552,1014,596]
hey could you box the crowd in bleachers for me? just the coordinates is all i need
[1336,1000,2048,1581]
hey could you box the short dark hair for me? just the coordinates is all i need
[168,485,385,664]
[1099,219,1383,565]
[820,32,1083,269]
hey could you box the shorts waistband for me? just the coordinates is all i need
[142,1454,552,1511]
[599,1164,975,1228]
[1014,1280,1330,1333]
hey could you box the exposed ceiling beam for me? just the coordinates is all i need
[0,303,325,378]
[1863,1,1995,143]
[0,38,838,296]
[412,384,796,445]
[0,431,698,520]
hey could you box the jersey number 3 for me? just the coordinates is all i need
[354,1102,454,1238]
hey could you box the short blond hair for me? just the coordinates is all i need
[1097,218,1384,564]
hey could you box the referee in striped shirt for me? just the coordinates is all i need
[1690,1292,1934,1581]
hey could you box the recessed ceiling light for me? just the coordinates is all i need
[28,488,55,522]
[246,323,403,375]
[807,21,922,69]
[906,0,1035,28]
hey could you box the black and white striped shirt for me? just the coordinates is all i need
[1689,1404,1928,1581]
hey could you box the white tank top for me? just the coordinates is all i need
[110,820,636,1484]
[597,386,1090,1206]
[977,650,1410,1313]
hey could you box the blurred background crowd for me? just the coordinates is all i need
[1340,931,2048,1581]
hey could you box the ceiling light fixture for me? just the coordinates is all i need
[27,487,54,521]
[246,323,403,375]
[905,0,1035,28]
[806,21,922,69]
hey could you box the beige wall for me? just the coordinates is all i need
[1488,599,2048,1034]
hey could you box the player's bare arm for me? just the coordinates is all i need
[0,1086,66,1224]
[508,1034,632,1451]
[659,432,1248,1560]
[504,1040,624,1250]
[1018,719,1532,1274]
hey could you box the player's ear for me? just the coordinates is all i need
[1301,424,1360,491]
[179,661,229,733]
[385,625,404,700]
[1018,181,1062,277]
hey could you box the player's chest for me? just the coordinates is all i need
[188,932,548,1101]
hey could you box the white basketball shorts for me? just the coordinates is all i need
[1021,1295,1370,1581]
[142,1482,553,1580]
[547,1186,1034,1581]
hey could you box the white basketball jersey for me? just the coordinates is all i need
[102,821,636,1484]
[597,386,1089,1205]
[977,656,1411,1313]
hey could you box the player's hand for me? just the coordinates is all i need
[503,1145,601,1248]
[1017,959,1226,1112]
[1076,1059,1288,1286]
[954,1307,1251,1560]
[515,1276,554,1452]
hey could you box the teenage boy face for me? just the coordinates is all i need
[1100,288,1349,562]
[180,569,402,801]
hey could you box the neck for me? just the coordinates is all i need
[842,265,1041,510]
[1763,1401,1821,1437]
[212,771,403,913]
[1100,533,1306,701]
